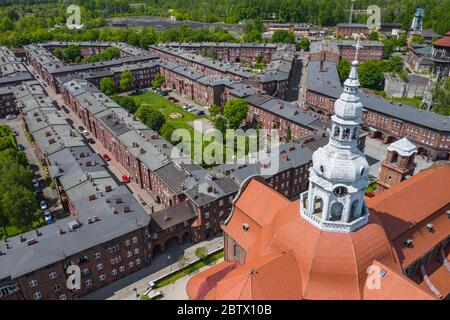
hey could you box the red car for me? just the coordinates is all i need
[121,175,130,183]
[103,154,111,161]
[172,98,179,103]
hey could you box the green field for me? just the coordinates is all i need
[131,92,236,167]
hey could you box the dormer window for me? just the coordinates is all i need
[242,223,249,232]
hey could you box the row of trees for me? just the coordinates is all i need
[0,126,38,239]
[338,56,405,90]
[3,0,449,34]
[83,46,121,63]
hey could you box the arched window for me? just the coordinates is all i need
[333,126,340,137]
[391,152,398,165]
[330,202,343,221]
[342,128,350,139]
[349,200,360,221]
[313,196,323,216]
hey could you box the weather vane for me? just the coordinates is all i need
[352,34,364,62]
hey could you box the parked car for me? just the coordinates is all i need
[195,110,205,116]
[189,107,197,112]
[17,144,25,151]
[182,104,192,110]
[61,106,70,113]
[32,180,40,188]
[43,211,53,225]
[172,98,179,103]
[87,138,95,144]
[160,91,168,96]
[40,200,47,210]
[82,129,89,136]
[5,114,16,120]
[103,154,111,161]
[13,130,18,136]
[121,175,130,183]
[77,125,85,133]
[167,96,174,101]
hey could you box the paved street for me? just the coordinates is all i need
[297,51,309,107]
[81,236,224,300]
[0,117,61,218]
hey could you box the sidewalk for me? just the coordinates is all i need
[81,236,224,300]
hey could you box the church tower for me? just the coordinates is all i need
[377,138,417,192]
[300,52,370,232]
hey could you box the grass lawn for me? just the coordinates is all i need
[155,250,224,288]
[372,90,422,108]
[131,92,247,167]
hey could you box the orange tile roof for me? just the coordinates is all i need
[362,260,435,300]
[367,164,450,240]
[189,165,450,300]
[211,251,303,300]
[186,261,236,300]
[415,246,450,298]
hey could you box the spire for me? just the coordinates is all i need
[299,37,370,233]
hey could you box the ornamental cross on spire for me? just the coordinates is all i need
[352,34,364,62]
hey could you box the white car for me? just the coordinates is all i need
[189,107,197,112]
[82,130,90,136]
[40,200,48,210]
[5,114,16,120]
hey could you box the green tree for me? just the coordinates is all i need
[63,44,81,63]
[432,78,450,116]
[243,30,262,43]
[382,38,395,59]
[338,59,351,82]
[368,31,379,41]
[2,185,38,232]
[112,95,137,113]
[384,56,404,73]
[286,127,292,143]
[120,70,134,92]
[54,47,63,60]
[358,60,385,90]
[223,98,248,129]
[0,16,14,32]
[271,30,296,43]
[99,77,117,96]
[213,115,228,134]
[135,105,166,132]
[160,123,175,141]
[151,73,165,89]
[208,105,221,117]
[298,37,311,51]
[411,34,425,44]
[195,246,209,260]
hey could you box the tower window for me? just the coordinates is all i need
[333,126,340,137]
[342,128,350,139]
[320,165,324,173]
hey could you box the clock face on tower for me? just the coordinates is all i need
[333,186,348,197]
